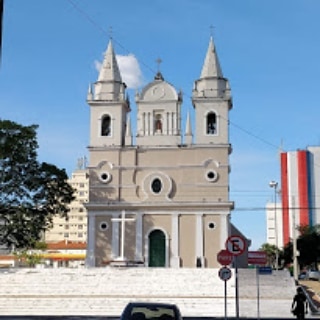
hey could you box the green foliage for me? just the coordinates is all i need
[33,241,47,250]
[297,225,320,269]
[259,242,282,268]
[0,119,75,249]
[282,241,293,266]
[14,250,42,267]
[282,224,320,270]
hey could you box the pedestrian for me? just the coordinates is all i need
[291,287,308,320]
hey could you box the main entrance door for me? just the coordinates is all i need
[148,229,166,267]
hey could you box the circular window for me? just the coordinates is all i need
[99,171,111,183]
[151,178,162,194]
[208,222,216,230]
[100,222,109,231]
[206,170,218,182]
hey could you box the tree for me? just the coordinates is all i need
[281,225,320,270]
[282,241,293,266]
[259,243,282,268]
[297,225,320,269]
[0,119,74,249]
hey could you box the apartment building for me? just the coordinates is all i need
[45,166,89,243]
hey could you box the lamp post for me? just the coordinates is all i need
[269,180,279,270]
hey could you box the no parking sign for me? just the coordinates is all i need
[225,235,246,256]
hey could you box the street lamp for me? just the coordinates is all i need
[269,180,279,270]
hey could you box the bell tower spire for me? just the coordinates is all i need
[95,40,123,100]
[87,39,130,147]
[200,36,223,79]
[192,36,232,145]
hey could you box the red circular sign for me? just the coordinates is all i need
[217,249,233,265]
[225,235,246,256]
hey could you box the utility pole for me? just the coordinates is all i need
[269,180,279,270]
[292,196,299,280]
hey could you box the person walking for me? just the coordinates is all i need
[291,287,308,320]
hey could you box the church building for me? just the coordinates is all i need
[85,37,235,268]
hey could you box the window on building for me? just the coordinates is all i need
[155,114,163,133]
[151,178,162,194]
[78,225,83,230]
[207,112,217,135]
[101,115,111,136]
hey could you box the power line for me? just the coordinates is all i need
[66,0,320,170]
[66,0,156,76]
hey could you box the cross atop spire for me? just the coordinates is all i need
[156,57,162,72]
[109,26,113,40]
[209,24,215,38]
[154,57,164,80]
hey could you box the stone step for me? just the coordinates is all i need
[0,268,297,317]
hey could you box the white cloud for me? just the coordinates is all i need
[94,54,144,90]
[117,54,144,89]
[94,60,102,73]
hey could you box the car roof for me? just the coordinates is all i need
[128,302,177,308]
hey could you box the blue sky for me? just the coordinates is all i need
[1,0,320,250]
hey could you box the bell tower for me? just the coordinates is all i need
[87,40,130,147]
[192,37,232,145]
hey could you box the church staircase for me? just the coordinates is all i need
[0,267,296,317]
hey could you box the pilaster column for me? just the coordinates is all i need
[173,112,177,134]
[135,213,143,262]
[147,113,150,135]
[196,213,205,267]
[220,212,229,248]
[86,213,96,267]
[171,213,180,268]
[112,212,119,258]
[150,112,154,135]
[142,112,145,136]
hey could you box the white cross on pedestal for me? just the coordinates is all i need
[111,210,135,261]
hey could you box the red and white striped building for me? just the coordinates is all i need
[280,147,320,246]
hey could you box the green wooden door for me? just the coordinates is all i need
[149,230,166,267]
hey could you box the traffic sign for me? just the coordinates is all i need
[217,249,233,265]
[225,235,246,256]
[219,266,232,281]
[258,266,272,275]
[248,251,267,265]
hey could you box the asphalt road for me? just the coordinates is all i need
[0,317,307,320]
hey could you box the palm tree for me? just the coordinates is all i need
[259,243,280,268]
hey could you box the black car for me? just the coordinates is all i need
[120,302,183,320]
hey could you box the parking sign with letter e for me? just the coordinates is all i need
[225,235,246,256]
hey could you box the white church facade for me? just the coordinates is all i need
[85,37,236,268]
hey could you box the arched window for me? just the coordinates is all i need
[101,115,111,136]
[207,112,216,135]
[154,114,162,133]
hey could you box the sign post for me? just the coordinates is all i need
[248,251,268,320]
[225,235,246,320]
